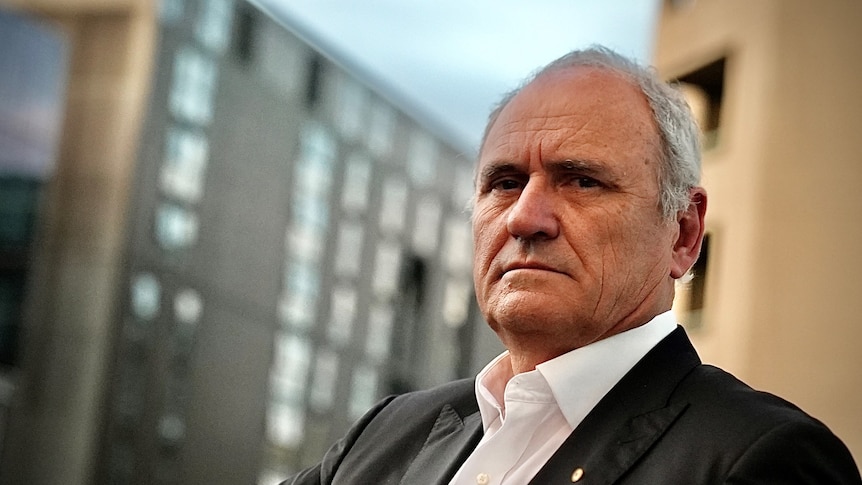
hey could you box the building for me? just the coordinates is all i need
[0,1,501,484]
[661,0,862,465]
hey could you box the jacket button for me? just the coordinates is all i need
[571,467,585,482]
[476,472,489,485]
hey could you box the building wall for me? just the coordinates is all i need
[656,0,862,465]
[0,1,156,484]
[0,1,499,484]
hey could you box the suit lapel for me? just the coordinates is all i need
[400,403,483,485]
[529,327,700,485]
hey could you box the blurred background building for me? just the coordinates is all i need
[0,0,860,484]
[661,0,862,466]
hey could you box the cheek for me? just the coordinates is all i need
[472,213,507,279]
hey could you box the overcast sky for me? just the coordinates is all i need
[255,0,660,151]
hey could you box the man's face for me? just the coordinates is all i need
[472,67,683,361]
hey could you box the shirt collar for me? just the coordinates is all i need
[474,311,678,431]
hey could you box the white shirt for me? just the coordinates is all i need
[448,311,678,485]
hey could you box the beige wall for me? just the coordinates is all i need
[657,0,862,465]
[0,1,155,483]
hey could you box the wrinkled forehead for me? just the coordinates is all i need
[479,66,662,168]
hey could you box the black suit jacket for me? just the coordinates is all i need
[284,327,861,484]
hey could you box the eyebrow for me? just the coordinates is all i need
[478,158,608,182]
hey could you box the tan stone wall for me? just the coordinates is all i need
[657,0,862,466]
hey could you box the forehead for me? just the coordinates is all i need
[480,67,661,168]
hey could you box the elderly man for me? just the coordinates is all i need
[283,47,860,484]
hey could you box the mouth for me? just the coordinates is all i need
[503,262,565,275]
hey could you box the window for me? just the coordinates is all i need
[407,131,438,186]
[195,0,234,54]
[270,332,313,403]
[372,241,402,297]
[169,46,218,125]
[154,204,199,250]
[334,222,364,278]
[266,401,305,448]
[365,303,394,361]
[378,177,408,235]
[348,364,378,420]
[443,217,472,272]
[130,272,161,320]
[335,77,366,140]
[160,127,208,203]
[412,197,441,256]
[327,286,357,345]
[442,277,472,328]
[676,57,726,150]
[341,153,372,213]
[452,163,475,209]
[367,102,394,157]
[309,348,339,412]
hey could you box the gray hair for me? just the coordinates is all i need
[480,45,701,220]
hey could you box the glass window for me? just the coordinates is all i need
[341,152,372,213]
[407,131,438,186]
[334,221,363,277]
[270,332,313,404]
[348,363,378,420]
[159,0,185,25]
[365,303,393,361]
[295,156,333,198]
[130,272,160,320]
[372,240,402,297]
[258,20,304,96]
[169,46,218,125]
[266,401,305,448]
[443,217,472,272]
[452,163,475,209]
[309,347,338,412]
[367,102,394,157]
[442,278,472,328]
[412,197,441,256]
[154,204,199,250]
[157,413,186,448]
[291,191,329,230]
[335,77,366,140]
[286,222,324,263]
[277,291,316,331]
[195,0,234,54]
[378,177,408,235]
[173,288,202,344]
[327,286,356,345]
[284,259,319,299]
[160,127,208,203]
[299,122,336,168]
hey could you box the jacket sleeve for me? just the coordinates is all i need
[280,394,399,485]
[725,419,862,484]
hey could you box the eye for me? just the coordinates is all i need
[493,178,523,191]
[574,176,601,188]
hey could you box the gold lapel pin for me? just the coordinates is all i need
[571,467,585,482]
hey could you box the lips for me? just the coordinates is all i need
[502,261,565,275]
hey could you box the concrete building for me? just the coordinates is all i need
[660,0,862,465]
[0,1,500,484]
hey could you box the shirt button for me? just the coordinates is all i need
[476,472,490,485]
[571,467,585,482]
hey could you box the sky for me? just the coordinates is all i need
[255,0,661,151]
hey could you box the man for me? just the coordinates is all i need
[283,47,860,484]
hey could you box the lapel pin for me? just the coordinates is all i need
[571,467,585,482]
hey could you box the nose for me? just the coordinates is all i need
[506,180,560,241]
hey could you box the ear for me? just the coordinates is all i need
[670,187,707,279]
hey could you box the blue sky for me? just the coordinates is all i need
[256,0,660,150]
